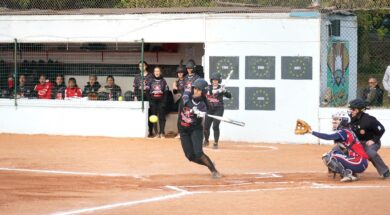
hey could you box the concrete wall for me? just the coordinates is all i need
[0,99,149,137]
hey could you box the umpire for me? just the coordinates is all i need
[348,99,390,179]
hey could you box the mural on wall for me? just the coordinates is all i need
[245,56,275,80]
[322,40,349,107]
[281,56,312,80]
[245,87,275,110]
[209,56,239,80]
[223,87,239,110]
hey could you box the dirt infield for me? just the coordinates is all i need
[1,134,390,215]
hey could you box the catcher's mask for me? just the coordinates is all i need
[332,111,350,130]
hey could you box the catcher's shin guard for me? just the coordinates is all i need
[322,153,345,178]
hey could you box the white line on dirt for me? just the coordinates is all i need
[51,186,191,215]
[0,167,141,178]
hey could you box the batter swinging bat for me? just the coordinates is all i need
[206,114,245,127]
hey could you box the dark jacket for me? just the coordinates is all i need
[82,82,101,97]
[17,85,33,98]
[52,83,66,99]
[104,84,122,101]
[349,112,385,144]
[133,72,153,101]
[362,85,383,106]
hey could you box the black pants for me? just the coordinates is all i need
[150,99,166,135]
[180,127,217,173]
[204,107,224,143]
[363,141,389,176]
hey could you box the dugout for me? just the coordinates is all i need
[2,8,382,145]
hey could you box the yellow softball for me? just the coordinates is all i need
[149,115,158,123]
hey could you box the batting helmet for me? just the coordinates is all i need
[192,79,208,93]
[348,99,367,110]
[186,61,195,69]
[210,73,222,83]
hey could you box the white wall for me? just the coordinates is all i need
[204,17,321,143]
[0,99,149,137]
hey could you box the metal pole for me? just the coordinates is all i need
[141,38,144,112]
[14,39,18,107]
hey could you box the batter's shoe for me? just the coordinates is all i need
[383,170,390,179]
[203,140,209,147]
[213,143,218,149]
[211,171,221,179]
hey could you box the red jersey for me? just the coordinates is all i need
[34,82,53,99]
[65,87,82,99]
[341,129,369,160]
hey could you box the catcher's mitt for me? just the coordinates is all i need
[295,119,312,135]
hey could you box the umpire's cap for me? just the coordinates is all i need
[192,79,208,93]
[348,98,368,110]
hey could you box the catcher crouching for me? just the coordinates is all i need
[296,112,369,182]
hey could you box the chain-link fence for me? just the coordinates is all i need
[0,0,388,10]
[0,41,146,104]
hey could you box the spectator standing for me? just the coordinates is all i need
[65,77,82,99]
[382,65,390,102]
[33,74,52,99]
[362,77,383,106]
[52,74,66,99]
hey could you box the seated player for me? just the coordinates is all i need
[82,75,101,100]
[65,77,82,99]
[104,75,122,101]
[306,112,369,182]
[52,74,66,99]
[33,74,53,99]
[17,74,33,98]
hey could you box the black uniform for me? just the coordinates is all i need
[178,91,219,177]
[133,72,154,136]
[183,73,200,93]
[349,112,389,176]
[17,84,33,98]
[51,83,66,99]
[204,85,231,147]
[148,75,169,136]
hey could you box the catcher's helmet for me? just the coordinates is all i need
[192,79,208,93]
[210,73,222,83]
[348,98,367,110]
[332,111,350,130]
